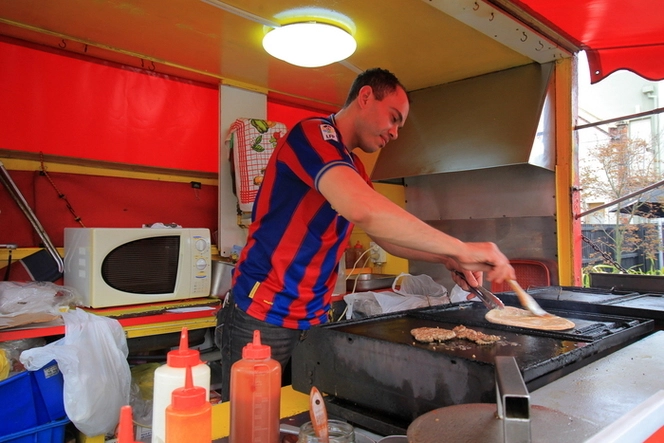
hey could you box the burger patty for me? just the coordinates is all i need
[411,325,501,345]
[410,327,456,343]
[452,325,501,345]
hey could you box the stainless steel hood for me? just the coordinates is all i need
[372,62,555,181]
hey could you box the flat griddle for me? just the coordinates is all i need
[292,301,653,436]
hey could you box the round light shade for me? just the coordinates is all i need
[262,22,357,68]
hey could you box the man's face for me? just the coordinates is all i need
[356,86,410,154]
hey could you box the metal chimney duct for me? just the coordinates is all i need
[372,62,555,181]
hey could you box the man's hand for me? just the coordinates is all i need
[450,242,515,284]
[442,258,483,291]
[451,270,482,291]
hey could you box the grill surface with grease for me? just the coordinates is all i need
[291,301,653,436]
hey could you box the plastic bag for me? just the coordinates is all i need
[343,292,383,319]
[0,337,46,375]
[19,308,131,436]
[131,362,161,401]
[344,290,449,319]
[128,362,160,429]
[449,284,480,303]
[129,380,153,429]
[392,273,448,298]
[0,281,82,316]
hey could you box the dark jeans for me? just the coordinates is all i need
[215,292,307,401]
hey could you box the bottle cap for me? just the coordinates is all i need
[242,330,271,360]
[117,405,140,443]
[171,365,207,410]
[167,327,202,368]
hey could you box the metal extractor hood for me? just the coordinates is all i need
[372,62,555,181]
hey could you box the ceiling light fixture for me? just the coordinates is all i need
[200,1,358,68]
[262,22,357,68]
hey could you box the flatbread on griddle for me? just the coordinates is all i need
[485,306,575,331]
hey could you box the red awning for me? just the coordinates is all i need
[508,0,664,83]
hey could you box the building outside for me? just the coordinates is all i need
[576,52,664,272]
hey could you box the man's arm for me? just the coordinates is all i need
[318,165,515,283]
[370,240,445,263]
[370,240,484,290]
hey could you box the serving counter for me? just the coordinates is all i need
[0,297,222,442]
[530,330,664,441]
[0,297,221,342]
[210,332,664,442]
[209,331,664,442]
[4,297,663,442]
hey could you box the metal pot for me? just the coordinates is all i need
[210,260,234,298]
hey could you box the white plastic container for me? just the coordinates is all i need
[152,327,210,443]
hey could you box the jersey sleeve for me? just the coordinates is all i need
[276,118,354,191]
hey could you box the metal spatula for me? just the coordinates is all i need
[454,271,504,310]
[507,279,548,316]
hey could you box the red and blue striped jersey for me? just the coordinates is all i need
[231,115,373,329]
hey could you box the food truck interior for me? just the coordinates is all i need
[1,1,663,442]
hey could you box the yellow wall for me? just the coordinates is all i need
[349,181,409,276]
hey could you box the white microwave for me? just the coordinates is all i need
[64,227,211,308]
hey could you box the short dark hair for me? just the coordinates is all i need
[343,68,408,107]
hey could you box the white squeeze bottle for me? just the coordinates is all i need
[152,327,210,443]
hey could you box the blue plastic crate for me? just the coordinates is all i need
[0,371,38,437]
[0,417,69,443]
[0,360,66,438]
[30,360,66,424]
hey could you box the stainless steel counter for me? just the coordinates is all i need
[531,330,664,441]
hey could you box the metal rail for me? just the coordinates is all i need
[0,161,64,273]
[575,106,664,131]
[575,178,664,219]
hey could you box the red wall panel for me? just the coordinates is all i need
[0,38,331,250]
[2,170,218,247]
[0,38,219,172]
[267,101,326,130]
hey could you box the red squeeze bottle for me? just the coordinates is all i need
[165,365,211,443]
[345,242,355,268]
[353,241,365,265]
[118,406,140,443]
[229,330,281,443]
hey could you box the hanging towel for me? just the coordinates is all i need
[227,118,287,213]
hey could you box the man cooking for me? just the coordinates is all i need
[216,67,515,400]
